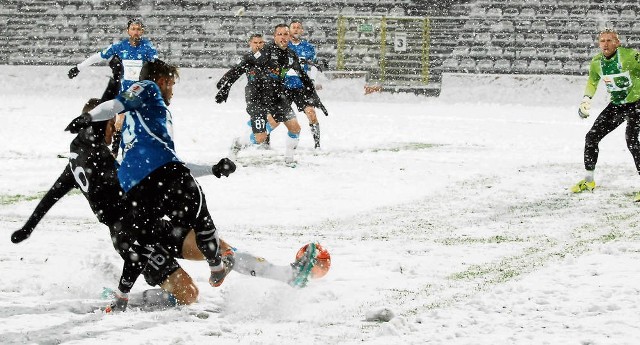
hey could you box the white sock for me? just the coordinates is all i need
[285,132,299,159]
[585,170,595,182]
[233,251,293,283]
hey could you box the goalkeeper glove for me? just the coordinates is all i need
[212,158,236,178]
[65,113,92,133]
[578,96,591,119]
[68,66,80,79]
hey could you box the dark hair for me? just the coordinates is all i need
[248,33,263,40]
[82,98,102,113]
[289,20,302,26]
[139,60,179,83]
[274,23,288,32]
[127,18,144,29]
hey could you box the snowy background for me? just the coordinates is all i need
[1,65,640,344]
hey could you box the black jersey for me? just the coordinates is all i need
[13,122,148,293]
[217,42,315,96]
[68,122,124,225]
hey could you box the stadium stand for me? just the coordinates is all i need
[1,1,639,95]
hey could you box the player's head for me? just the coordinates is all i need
[127,18,144,45]
[289,20,304,41]
[598,28,620,58]
[273,24,290,49]
[81,98,116,145]
[248,33,264,53]
[140,60,179,105]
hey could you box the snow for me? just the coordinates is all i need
[1,65,640,344]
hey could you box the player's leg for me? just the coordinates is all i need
[282,116,301,164]
[572,104,625,192]
[180,229,313,286]
[293,88,321,149]
[304,105,320,149]
[624,103,640,201]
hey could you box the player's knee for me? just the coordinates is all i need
[174,283,199,305]
[255,132,268,143]
[162,269,199,305]
[305,107,317,123]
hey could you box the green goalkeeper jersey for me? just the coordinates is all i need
[584,47,640,105]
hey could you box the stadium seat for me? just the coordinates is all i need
[441,58,459,72]
[620,9,635,19]
[490,20,514,32]
[546,60,564,73]
[569,8,587,18]
[468,6,485,18]
[530,21,547,32]
[459,58,476,72]
[502,7,519,17]
[389,6,405,16]
[485,8,502,19]
[451,46,469,57]
[512,60,529,74]
[519,8,536,19]
[494,59,511,72]
[552,8,569,17]
[476,59,493,72]
[468,46,487,58]
[529,59,546,73]
[518,46,537,59]
[486,47,503,60]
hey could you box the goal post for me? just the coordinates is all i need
[335,15,437,95]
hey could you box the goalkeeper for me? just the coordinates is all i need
[571,28,640,199]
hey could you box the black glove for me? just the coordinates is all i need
[215,87,230,103]
[65,112,92,134]
[212,158,236,178]
[317,58,329,72]
[216,79,228,90]
[311,90,328,116]
[11,228,32,243]
[68,66,80,79]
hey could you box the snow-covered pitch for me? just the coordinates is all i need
[1,66,640,344]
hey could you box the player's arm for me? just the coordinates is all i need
[11,167,76,243]
[583,58,601,98]
[579,58,601,119]
[290,50,316,92]
[68,44,116,79]
[65,83,150,133]
[215,56,250,103]
[185,158,236,178]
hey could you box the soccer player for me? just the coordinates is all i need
[216,24,326,165]
[68,18,158,156]
[67,18,158,94]
[571,29,640,200]
[285,20,328,149]
[64,60,233,309]
[224,34,277,154]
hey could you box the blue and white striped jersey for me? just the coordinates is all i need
[100,38,158,93]
[285,40,316,90]
[116,80,181,192]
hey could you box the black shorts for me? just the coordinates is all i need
[285,87,319,112]
[142,219,190,286]
[246,81,295,133]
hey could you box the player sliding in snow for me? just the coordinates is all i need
[12,61,321,312]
